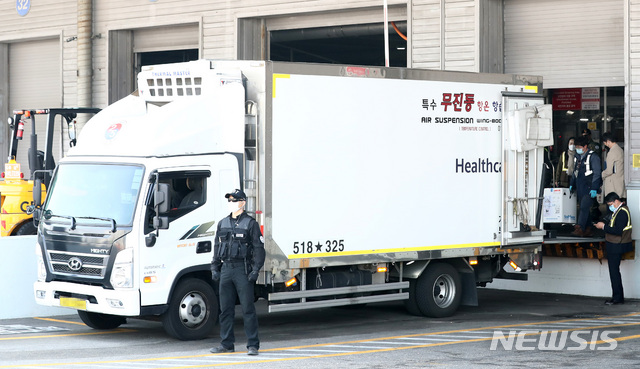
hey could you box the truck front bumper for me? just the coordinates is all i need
[34,281,141,316]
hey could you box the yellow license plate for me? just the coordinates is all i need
[59,297,87,310]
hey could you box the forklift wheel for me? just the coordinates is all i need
[15,221,37,236]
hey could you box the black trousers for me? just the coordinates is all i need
[606,242,633,302]
[218,262,259,350]
[577,194,594,230]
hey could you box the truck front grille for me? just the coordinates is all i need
[48,251,108,278]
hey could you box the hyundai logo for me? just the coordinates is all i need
[67,257,83,272]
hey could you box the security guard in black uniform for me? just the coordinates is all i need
[595,192,633,305]
[210,189,265,356]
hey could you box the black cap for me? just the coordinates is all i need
[225,189,247,201]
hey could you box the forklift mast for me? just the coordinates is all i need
[8,108,100,188]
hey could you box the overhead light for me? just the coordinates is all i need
[566,110,574,115]
[580,118,589,122]
[397,47,406,50]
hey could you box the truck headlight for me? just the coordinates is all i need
[110,248,133,288]
[35,243,47,282]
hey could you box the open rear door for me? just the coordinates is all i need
[501,91,553,246]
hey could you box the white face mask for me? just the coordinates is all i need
[568,144,575,151]
[228,201,243,213]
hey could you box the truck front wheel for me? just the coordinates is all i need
[78,311,126,329]
[414,262,461,318]
[162,278,217,341]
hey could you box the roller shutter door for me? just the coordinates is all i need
[8,38,61,179]
[504,0,623,89]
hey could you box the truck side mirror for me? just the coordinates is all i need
[155,183,170,214]
[33,178,42,207]
[145,233,157,247]
[153,183,170,230]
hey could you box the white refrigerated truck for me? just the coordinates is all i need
[33,60,552,340]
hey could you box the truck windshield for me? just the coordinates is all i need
[44,164,145,226]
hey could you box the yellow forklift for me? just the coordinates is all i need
[1,108,100,236]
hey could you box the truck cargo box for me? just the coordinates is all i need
[253,62,549,269]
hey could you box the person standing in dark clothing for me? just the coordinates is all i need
[210,189,265,356]
[595,192,633,305]
[569,136,602,236]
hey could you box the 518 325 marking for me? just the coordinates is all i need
[293,240,345,254]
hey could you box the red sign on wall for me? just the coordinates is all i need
[552,88,582,110]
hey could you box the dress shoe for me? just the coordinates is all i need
[604,299,624,305]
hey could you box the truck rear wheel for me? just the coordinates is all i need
[162,278,217,341]
[415,262,461,318]
[78,311,126,329]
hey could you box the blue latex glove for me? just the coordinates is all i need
[590,190,597,198]
[569,186,572,192]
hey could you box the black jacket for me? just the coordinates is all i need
[211,211,265,273]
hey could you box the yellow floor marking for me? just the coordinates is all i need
[0,328,134,341]
[34,317,87,326]
[257,312,640,351]
[2,312,640,368]
[593,333,640,344]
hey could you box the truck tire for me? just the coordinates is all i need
[162,278,217,341]
[15,221,37,236]
[78,311,126,330]
[415,262,461,318]
[403,279,423,316]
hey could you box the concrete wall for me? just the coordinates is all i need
[0,236,68,319]
[489,256,640,299]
